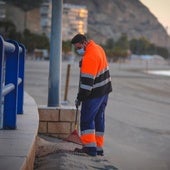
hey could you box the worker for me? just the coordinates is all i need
[71,34,112,156]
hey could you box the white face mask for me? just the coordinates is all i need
[76,48,85,56]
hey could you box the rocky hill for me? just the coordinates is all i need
[64,0,170,48]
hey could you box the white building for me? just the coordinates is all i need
[40,1,88,40]
[62,3,88,40]
[40,0,52,38]
[0,1,6,20]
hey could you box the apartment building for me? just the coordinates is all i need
[40,0,52,38]
[0,1,6,20]
[40,1,88,40]
[62,3,88,40]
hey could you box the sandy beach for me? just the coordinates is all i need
[25,58,170,170]
[34,135,118,170]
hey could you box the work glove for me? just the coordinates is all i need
[75,99,81,108]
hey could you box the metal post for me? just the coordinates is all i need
[48,0,63,107]
[3,40,19,129]
[17,44,25,114]
[64,64,71,101]
[0,36,4,129]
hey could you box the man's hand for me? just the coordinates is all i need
[79,59,82,68]
[75,99,81,108]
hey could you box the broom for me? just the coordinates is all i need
[64,105,82,145]
[64,66,82,145]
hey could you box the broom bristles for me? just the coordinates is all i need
[64,130,82,145]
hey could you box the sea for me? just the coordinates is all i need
[148,70,170,77]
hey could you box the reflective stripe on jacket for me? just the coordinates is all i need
[77,40,112,101]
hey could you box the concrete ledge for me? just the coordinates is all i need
[0,92,39,170]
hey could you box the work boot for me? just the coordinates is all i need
[74,147,97,156]
[97,150,104,156]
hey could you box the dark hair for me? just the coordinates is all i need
[71,34,87,44]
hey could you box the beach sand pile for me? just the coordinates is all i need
[34,135,118,170]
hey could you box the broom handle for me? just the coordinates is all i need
[75,65,81,130]
[75,107,78,130]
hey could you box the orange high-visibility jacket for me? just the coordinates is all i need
[77,40,112,101]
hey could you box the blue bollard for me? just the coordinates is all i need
[0,35,25,129]
[17,43,25,114]
[0,36,4,129]
[3,40,19,129]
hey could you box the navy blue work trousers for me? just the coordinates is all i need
[80,94,108,133]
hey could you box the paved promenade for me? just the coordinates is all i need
[0,92,39,170]
[25,58,170,170]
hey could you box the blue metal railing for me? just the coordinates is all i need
[0,35,25,129]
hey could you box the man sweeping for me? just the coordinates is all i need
[71,34,112,156]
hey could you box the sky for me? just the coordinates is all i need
[140,0,170,35]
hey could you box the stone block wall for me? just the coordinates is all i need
[38,106,80,139]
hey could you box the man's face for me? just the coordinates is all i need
[74,42,84,50]
[74,42,86,56]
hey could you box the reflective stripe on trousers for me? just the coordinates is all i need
[80,94,108,148]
